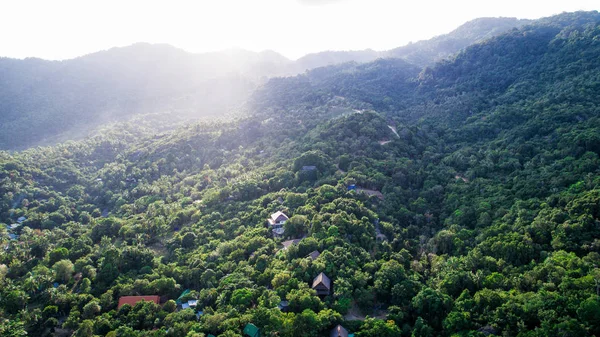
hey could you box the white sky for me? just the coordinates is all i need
[0,0,598,60]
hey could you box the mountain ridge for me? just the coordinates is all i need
[0,16,535,150]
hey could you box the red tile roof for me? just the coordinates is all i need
[118,295,160,308]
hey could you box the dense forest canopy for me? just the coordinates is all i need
[1,10,600,337]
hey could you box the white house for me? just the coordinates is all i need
[267,211,288,237]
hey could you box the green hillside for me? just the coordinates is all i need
[2,11,600,337]
[0,17,526,151]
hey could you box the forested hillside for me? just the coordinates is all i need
[386,17,530,67]
[2,10,600,337]
[0,17,525,151]
[0,44,281,150]
[292,17,529,72]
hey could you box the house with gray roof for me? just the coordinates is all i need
[312,272,331,296]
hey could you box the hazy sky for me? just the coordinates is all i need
[1,0,598,60]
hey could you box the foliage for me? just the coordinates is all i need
[1,11,600,337]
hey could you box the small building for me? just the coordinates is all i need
[267,211,288,237]
[118,295,160,309]
[478,326,497,336]
[17,216,26,223]
[268,211,288,226]
[281,239,301,250]
[188,300,198,307]
[277,300,289,312]
[347,184,356,191]
[243,323,260,337]
[330,325,349,337]
[358,188,384,200]
[299,166,319,181]
[312,272,331,296]
[307,250,321,260]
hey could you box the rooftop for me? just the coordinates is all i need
[243,323,260,337]
[118,295,160,309]
[312,272,331,289]
[331,324,349,337]
[307,250,321,260]
[281,239,302,249]
[270,211,289,221]
[277,300,289,310]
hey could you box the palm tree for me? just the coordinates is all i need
[22,274,38,295]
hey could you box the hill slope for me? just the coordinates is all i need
[386,17,530,66]
[1,11,600,337]
[0,44,293,150]
[0,17,526,151]
[293,17,529,72]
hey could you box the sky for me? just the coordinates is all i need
[0,0,598,60]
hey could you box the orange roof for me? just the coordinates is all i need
[118,296,160,308]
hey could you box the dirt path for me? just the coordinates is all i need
[344,302,388,321]
[388,125,400,138]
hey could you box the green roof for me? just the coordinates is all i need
[243,323,260,337]
[207,335,216,337]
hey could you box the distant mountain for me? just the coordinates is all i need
[290,17,529,72]
[386,17,531,67]
[0,17,528,150]
[252,10,600,137]
[294,49,382,73]
[0,44,293,150]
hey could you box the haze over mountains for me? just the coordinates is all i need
[0,17,527,150]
